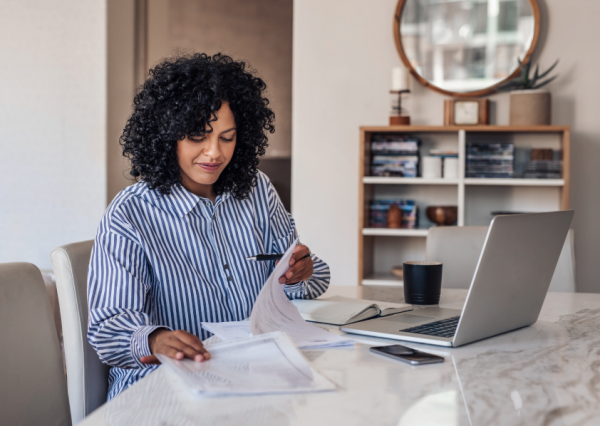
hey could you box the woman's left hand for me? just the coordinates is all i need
[279,244,314,284]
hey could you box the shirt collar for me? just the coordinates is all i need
[141,183,231,218]
[166,184,202,217]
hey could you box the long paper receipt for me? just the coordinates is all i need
[203,238,353,350]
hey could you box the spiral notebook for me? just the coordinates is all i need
[291,296,412,326]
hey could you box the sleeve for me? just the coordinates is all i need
[87,230,171,369]
[266,179,330,300]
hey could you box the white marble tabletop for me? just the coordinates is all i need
[80,286,600,426]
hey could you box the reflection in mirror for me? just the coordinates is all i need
[398,0,537,94]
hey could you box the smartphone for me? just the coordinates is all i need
[369,344,444,365]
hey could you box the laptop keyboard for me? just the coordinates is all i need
[400,316,461,338]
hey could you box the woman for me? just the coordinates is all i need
[87,53,330,399]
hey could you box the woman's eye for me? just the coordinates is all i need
[221,137,234,142]
[189,137,205,142]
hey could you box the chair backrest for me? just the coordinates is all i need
[426,226,489,290]
[0,263,71,426]
[426,226,576,292]
[548,229,576,292]
[51,240,109,424]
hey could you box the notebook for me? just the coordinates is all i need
[291,296,412,326]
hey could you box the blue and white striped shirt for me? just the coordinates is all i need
[87,171,330,400]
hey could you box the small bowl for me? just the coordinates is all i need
[391,266,404,280]
[426,206,458,226]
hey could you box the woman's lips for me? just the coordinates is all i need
[197,162,222,172]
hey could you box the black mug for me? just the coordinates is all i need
[403,261,443,305]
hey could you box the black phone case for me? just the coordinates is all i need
[369,346,444,365]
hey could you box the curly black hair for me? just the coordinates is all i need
[120,53,275,199]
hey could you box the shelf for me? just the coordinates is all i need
[464,178,565,187]
[360,125,570,133]
[359,125,570,287]
[362,228,429,237]
[363,177,458,185]
[362,273,403,286]
[363,177,564,186]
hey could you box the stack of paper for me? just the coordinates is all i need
[158,332,336,396]
[202,238,353,349]
[202,320,352,350]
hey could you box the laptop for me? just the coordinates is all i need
[341,211,574,347]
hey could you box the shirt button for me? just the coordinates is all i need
[227,276,233,281]
[205,202,210,207]
[224,264,229,269]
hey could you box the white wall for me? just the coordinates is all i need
[0,0,107,270]
[293,0,400,286]
[293,0,600,291]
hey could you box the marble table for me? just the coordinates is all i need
[79,286,600,426]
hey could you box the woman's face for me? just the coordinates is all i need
[177,102,236,198]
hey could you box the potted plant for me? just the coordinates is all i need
[497,59,559,126]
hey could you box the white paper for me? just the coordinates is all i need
[247,238,354,349]
[202,321,251,341]
[202,320,353,350]
[157,332,336,396]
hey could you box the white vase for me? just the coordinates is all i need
[422,157,442,179]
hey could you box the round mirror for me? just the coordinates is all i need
[395,0,540,97]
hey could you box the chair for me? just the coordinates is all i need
[426,226,576,292]
[0,263,71,425]
[51,240,110,424]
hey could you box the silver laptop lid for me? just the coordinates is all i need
[452,211,574,347]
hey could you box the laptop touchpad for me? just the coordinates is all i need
[384,314,435,324]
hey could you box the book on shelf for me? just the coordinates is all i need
[369,199,418,228]
[523,160,562,179]
[429,148,458,158]
[370,135,420,177]
[466,143,515,178]
[291,296,413,326]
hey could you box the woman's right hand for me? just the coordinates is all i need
[140,329,210,365]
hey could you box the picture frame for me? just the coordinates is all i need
[444,98,490,126]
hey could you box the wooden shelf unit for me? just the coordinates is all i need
[359,125,570,286]
[362,228,429,237]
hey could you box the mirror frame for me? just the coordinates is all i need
[394,0,541,97]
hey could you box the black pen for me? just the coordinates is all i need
[246,252,311,262]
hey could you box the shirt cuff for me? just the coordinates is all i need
[131,325,172,368]
[283,281,305,294]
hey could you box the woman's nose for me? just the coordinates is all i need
[203,136,221,159]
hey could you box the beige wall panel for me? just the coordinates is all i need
[107,0,136,203]
[147,0,292,158]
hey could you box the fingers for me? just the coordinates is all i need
[278,244,312,284]
[289,245,310,266]
[146,330,211,364]
[279,257,314,284]
[140,355,160,365]
[173,330,211,360]
[280,259,310,284]
[165,334,209,362]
